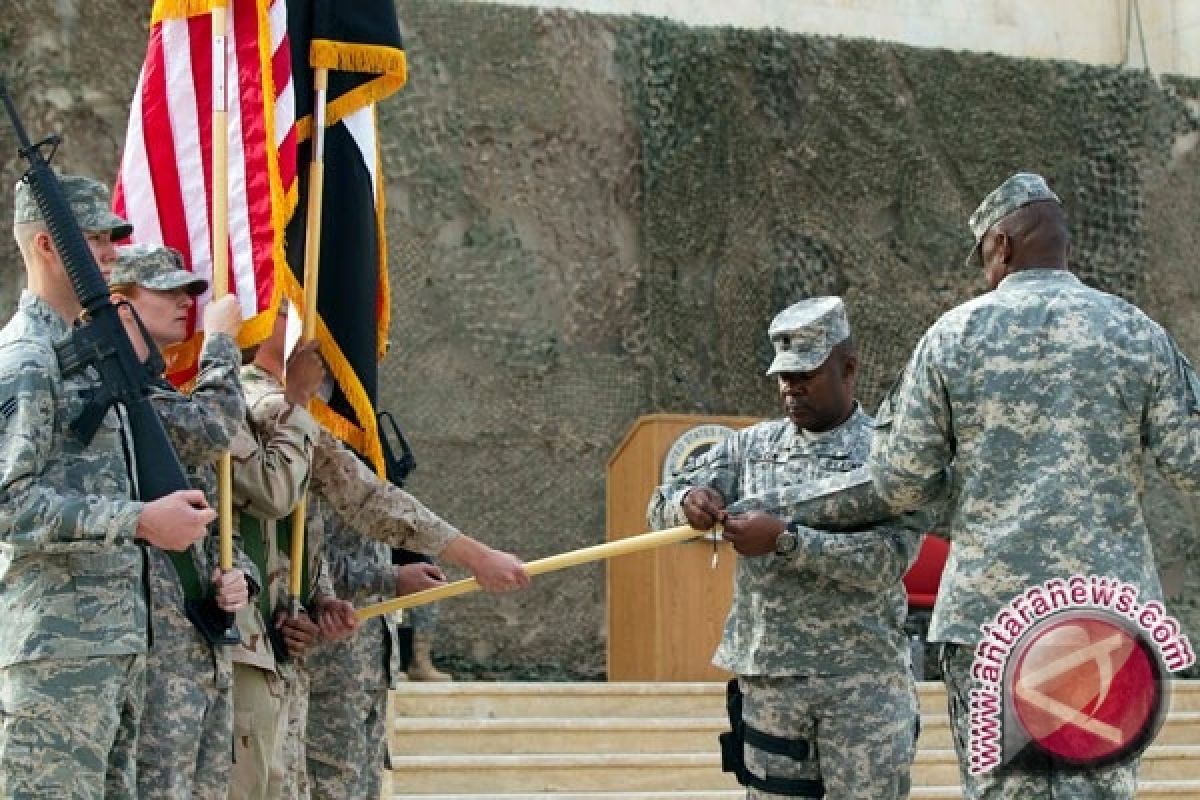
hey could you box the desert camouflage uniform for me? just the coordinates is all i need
[299,431,463,797]
[869,268,1200,798]
[137,331,252,799]
[648,407,923,799]
[309,429,461,555]
[0,291,147,799]
[230,363,330,800]
[304,497,405,800]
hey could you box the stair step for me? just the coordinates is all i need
[391,680,1200,720]
[388,752,738,793]
[388,746,1200,793]
[391,711,1200,754]
[392,780,1200,799]
[391,716,728,754]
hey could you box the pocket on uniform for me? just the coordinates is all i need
[70,551,140,633]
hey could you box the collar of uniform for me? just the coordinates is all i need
[19,290,71,337]
[793,401,865,448]
[996,268,1080,291]
[240,362,283,390]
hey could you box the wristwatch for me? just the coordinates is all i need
[774,525,799,556]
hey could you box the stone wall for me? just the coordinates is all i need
[1,0,1197,678]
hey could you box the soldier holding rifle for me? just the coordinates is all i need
[0,169,214,796]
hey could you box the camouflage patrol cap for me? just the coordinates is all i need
[766,296,850,376]
[965,172,1060,266]
[13,174,133,239]
[110,243,207,296]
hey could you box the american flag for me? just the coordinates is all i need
[114,0,297,380]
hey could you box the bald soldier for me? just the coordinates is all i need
[648,297,925,800]
[0,176,213,796]
[858,173,1200,798]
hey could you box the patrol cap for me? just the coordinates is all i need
[13,174,133,240]
[765,296,850,376]
[110,243,207,296]
[965,172,1060,266]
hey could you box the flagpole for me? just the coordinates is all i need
[355,525,713,622]
[288,66,329,615]
[208,0,240,643]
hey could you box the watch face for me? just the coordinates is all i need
[775,530,798,555]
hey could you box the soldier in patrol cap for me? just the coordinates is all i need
[108,242,257,799]
[0,175,214,795]
[855,172,1200,798]
[648,296,925,799]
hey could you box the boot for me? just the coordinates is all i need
[407,632,452,681]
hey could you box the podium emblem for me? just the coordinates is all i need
[661,424,737,483]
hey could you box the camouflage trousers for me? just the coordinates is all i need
[406,601,438,633]
[275,663,311,800]
[739,668,917,800]
[0,654,145,799]
[230,662,286,800]
[136,641,233,800]
[941,644,1139,799]
[305,685,388,800]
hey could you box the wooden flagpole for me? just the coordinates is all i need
[288,66,329,614]
[355,525,712,622]
[209,0,240,643]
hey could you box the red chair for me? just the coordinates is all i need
[903,534,950,679]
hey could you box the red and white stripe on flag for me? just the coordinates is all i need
[114,0,297,384]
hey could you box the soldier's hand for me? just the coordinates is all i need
[682,487,726,531]
[203,294,243,338]
[314,597,359,642]
[396,562,446,596]
[283,340,326,406]
[212,567,249,612]
[274,610,320,659]
[721,511,786,557]
[136,490,216,551]
[112,295,151,363]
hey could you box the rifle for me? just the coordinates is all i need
[1,83,237,645]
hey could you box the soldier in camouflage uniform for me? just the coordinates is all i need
[107,243,256,799]
[862,173,1200,798]
[228,305,338,800]
[0,176,214,797]
[648,297,924,800]
[303,503,445,799]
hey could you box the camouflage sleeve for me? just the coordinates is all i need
[230,395,320,520]
[310,430,460,556]
[312,498,395,601]
[331,546,394,601]
[151,334,244,466]
[303,499,338,604]
[0,345,142,550]
[201,523,263,592]
[867,330,954,514]
[646,434,743,529]
[1145,333,1200,492]
[786,513,925,591]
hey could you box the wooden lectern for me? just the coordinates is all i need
[606,413,761,681]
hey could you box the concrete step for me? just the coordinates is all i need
[913,746,1200,785]
[390,787,1200,800]
[387,752,738,793]
[388,746,1200,794]
[391,710,1200,755]
[391,716,729,755]
[390,680,1200,720]
[915,710,1200,749]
